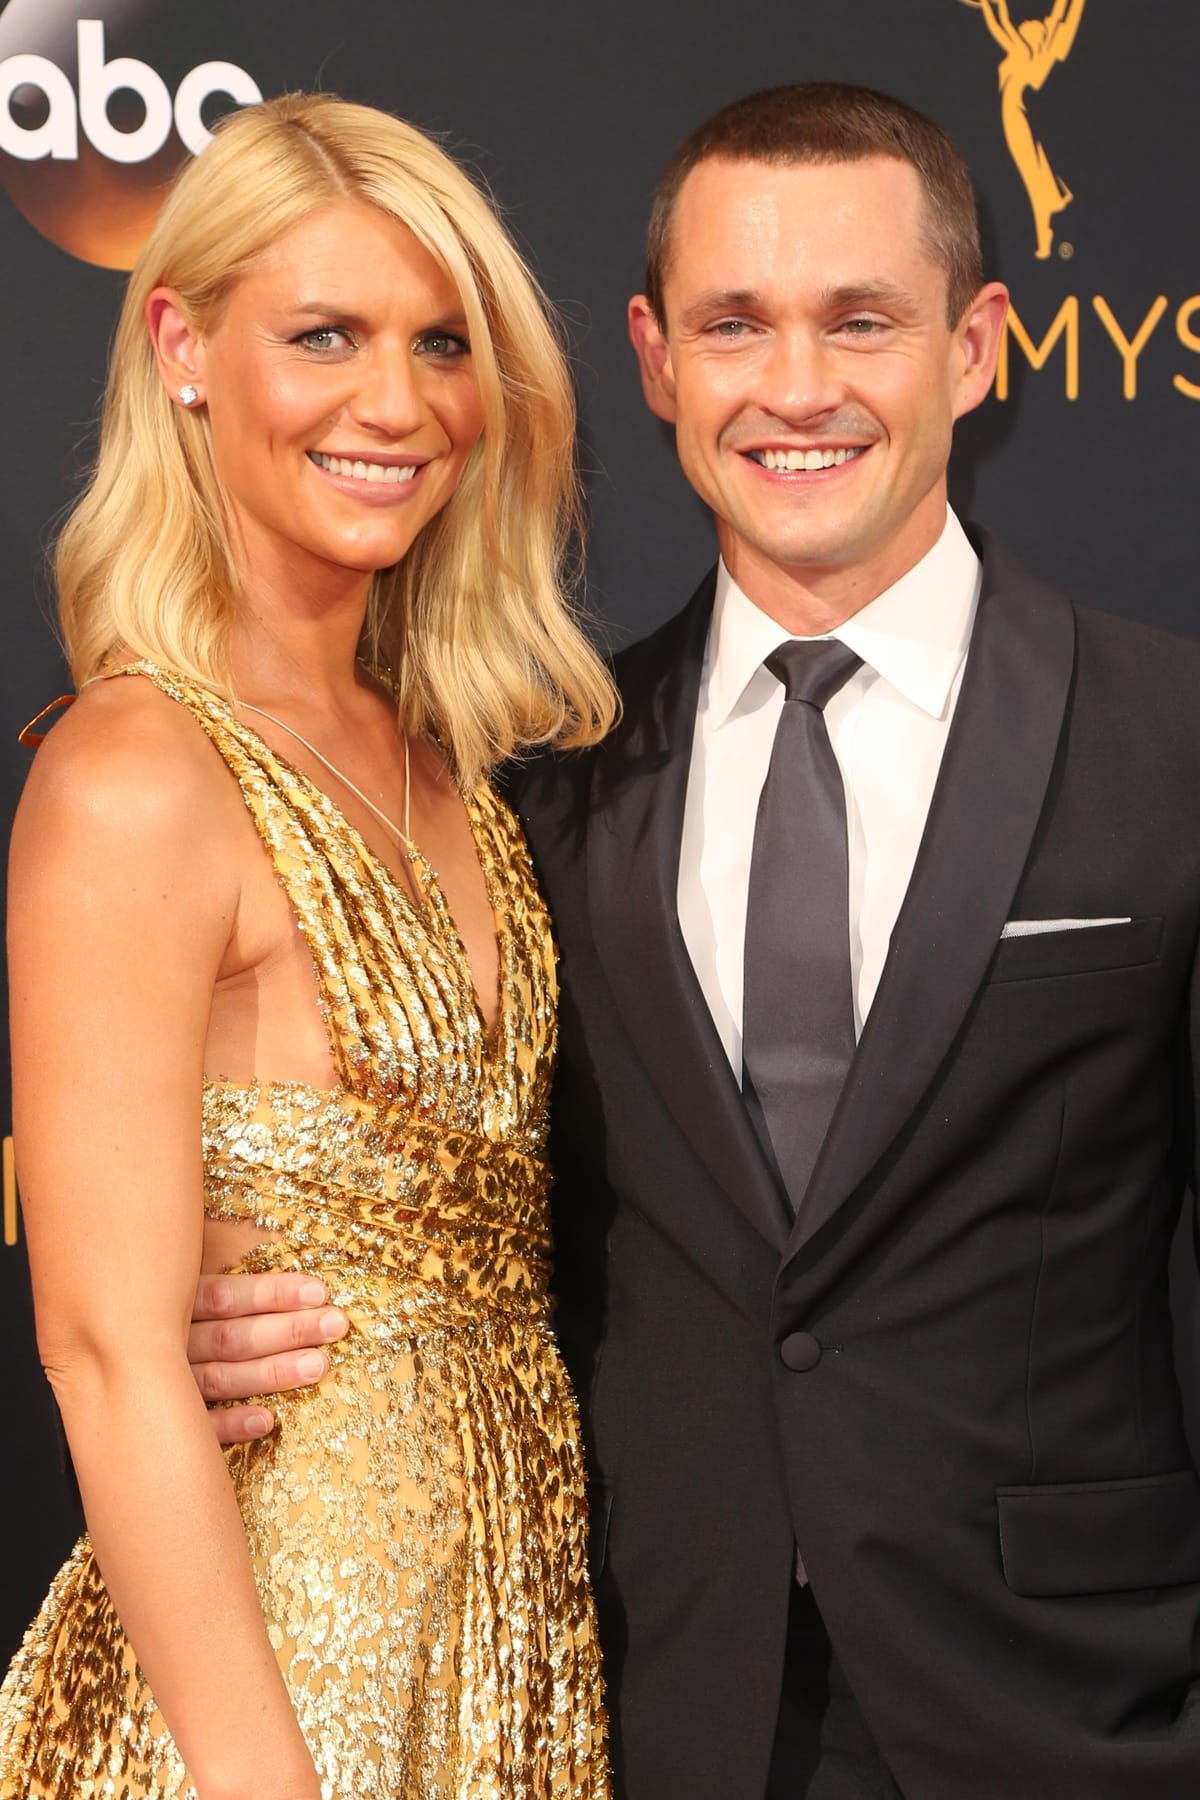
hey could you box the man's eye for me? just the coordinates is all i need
[842,318,884,335]
[711,319,750,338]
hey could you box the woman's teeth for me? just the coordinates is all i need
[310,451,417,483]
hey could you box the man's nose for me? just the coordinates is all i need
[755,330,842,422]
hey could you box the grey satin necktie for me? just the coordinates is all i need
[742,640,863,1211]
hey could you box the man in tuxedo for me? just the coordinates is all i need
[191,85,1200,1798]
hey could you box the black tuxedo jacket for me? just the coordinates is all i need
[512,532,1200,1799]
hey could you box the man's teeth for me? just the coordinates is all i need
[753,447,864,472]
[310,451,417,483]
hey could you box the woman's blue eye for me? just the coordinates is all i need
[419,331,471,357]
[296,326,353,352]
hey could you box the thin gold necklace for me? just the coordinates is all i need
[238,700,413,848]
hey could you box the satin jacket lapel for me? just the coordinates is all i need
[786,535,1078,1261]
[588,572,790,1249]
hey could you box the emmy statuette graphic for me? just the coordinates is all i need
[961,0,1087,259]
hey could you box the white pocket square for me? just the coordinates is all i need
[1000,917,1132,939]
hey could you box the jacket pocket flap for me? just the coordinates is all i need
[996,1469,1200,1597]
[988,916,1162,984]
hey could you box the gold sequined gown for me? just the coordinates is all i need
[0,663,609,1799]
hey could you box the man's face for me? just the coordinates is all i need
[629,156,1006,625]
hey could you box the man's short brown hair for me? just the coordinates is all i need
[645,83,984,328]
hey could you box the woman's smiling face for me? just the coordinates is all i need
[180,201,485,593]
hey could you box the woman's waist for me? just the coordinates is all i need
[202,1074,549,1166]
[214,1229,554,1326]
[202,1077,552,1246]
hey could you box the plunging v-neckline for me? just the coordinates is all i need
[99,661,506,1054]
[227,703,508,1053]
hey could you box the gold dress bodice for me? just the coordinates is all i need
[0,664,609,1798]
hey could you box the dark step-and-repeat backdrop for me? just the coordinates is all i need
[1,1,1197,1654]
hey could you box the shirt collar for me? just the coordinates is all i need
[706,509,982,730]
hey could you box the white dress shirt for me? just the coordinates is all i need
[677,509,982,1080]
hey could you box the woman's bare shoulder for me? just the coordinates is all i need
[12,673,240,876]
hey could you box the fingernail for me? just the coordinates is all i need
[320,1308,348,1341]
[247,1411,273,1438]
[297,1351,328,1381]
[300,1280,327,1304]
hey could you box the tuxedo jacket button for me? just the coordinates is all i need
[779,1331,822,1372]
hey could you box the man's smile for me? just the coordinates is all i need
[745,446,868,473]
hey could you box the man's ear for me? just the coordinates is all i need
[951,281,1009,423]
[628,294,677,423]
[145,287,207,407]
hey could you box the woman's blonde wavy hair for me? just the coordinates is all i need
[58,92,616,785]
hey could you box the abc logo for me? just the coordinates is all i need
[0,1,262,269]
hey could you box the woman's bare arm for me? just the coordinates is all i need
[10,685,320,1800]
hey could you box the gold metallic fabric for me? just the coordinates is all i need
[0,663,609,1798]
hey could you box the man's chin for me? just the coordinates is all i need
[726,533,865,590]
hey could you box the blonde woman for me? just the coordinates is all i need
[0,94,614,1799]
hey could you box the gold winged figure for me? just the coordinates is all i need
[962,0,1087,258]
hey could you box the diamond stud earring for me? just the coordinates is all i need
[179,383,198,407]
